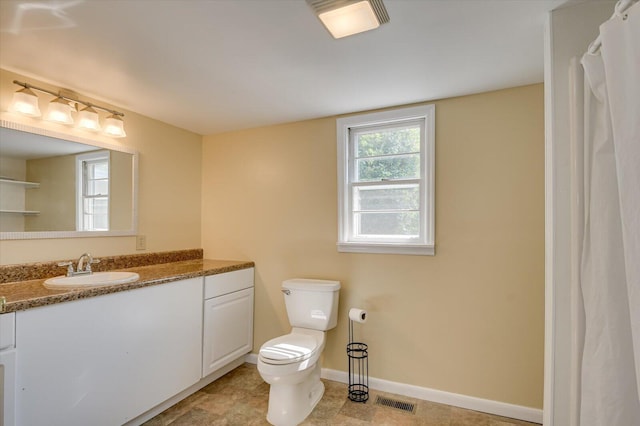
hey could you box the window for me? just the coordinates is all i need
[76,151,109,231]
[337,105,435,255]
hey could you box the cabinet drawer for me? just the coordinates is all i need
[204,267,254,299]
[0,312,15,350]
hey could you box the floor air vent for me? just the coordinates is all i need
[374,395,416,414]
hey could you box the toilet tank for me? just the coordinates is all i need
[282,279,341,330]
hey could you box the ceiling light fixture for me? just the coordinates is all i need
[8,80,127,138]
[9,86,41,117]
[306,0,390,39]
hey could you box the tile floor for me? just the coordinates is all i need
[145,363,540,426]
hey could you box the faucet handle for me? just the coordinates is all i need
[57,262,75,277]
[86,258,100,273]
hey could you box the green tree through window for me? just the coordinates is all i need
[353,125,421,237]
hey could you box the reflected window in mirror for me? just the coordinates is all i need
[76,151,109,231]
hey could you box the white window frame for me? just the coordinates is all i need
[337,104,435,255]
[76,150,110,232]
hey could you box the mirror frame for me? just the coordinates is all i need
[0,118,138,240]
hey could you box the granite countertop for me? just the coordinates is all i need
[0,258,254,314]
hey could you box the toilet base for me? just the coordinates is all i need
[266,362,324,426]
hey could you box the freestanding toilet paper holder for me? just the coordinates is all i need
[347,315,369,402]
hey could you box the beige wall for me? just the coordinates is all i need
[0,68,202,264]
[201,84,545,408]
[25,153,76,231]
[110,149,134,231]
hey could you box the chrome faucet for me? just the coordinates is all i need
[57,253,100,277]
[76,252,100,274]
[77,253,93,273]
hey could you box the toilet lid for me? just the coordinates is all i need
[259,334,319,365]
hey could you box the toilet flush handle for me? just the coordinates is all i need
[282,289,291,295]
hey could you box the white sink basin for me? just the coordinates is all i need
[44,271,140,290]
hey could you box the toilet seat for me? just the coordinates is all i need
[259,333,320,365]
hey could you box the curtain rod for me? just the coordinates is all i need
[588,0,637,54]
[13,80,125,117]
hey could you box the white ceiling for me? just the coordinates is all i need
[0,0,567,136]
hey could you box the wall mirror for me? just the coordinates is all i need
[0,119,138,239]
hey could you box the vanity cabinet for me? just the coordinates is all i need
[202,267,254,377]
[0,312,16,426]
[14,277,203,426]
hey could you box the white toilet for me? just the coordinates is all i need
[258,278,341,426]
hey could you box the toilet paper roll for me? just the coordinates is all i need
[349,308,368,323]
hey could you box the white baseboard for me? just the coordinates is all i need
[245,355,541,424]
[322,368,542,424]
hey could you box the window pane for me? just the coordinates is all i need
[92,214,108,230]
[93,198,108,215]
[356,154,419,181]
[87,180,109,196]
[355,126,420,158]
[83,198,108,231]
[355,185,419,211]
[355,211,419,237]
[87,162,109,179]
[83,198,101,215]
[83,213,108,231]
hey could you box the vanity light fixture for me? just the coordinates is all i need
[103,114,127,138]
[8,80,127,138]
[9,87,41,117]
[306,0,390,39]
[45,97,74,125]
[77,106,101,132]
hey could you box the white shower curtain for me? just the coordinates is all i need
[579,1,640,425]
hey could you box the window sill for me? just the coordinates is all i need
[337,242,434,256]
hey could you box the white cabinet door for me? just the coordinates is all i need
[1,349,16,426]
[15,278,203,426]
[203,287,254,377]
[1,312,16,426]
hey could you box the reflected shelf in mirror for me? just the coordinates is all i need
[0,178,40,188]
